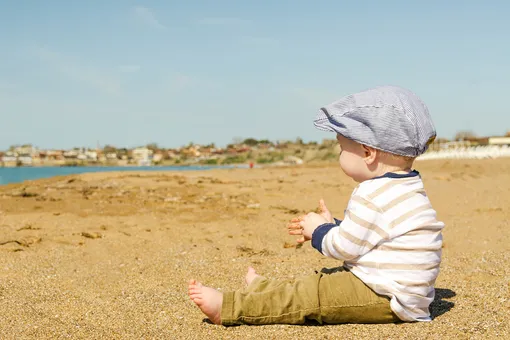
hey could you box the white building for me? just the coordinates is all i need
[63,150,79,159]
[87,151,98,160]
[1,155,17,162]
[488,137,510,146]
[132,147,153,166]
[105,152,118,160]
[14,145,37,156]
[18,155,33,166]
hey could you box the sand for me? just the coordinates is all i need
[0,159,509,339]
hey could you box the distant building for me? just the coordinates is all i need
[181,146,201,157]
[14,145,37,156]
[211,148,224,155]
[45,150,65,160]
[132,147,153,166]
[1,154,17,163]
[18,155,33,166]
[105,152,118,160]
[167,150,179,159]
[1,154,18,167]
[488,137,510,146]
[63,150,79,159]
[32,153,42,165]
[153,153,164,163]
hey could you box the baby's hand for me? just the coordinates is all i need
[288,212,329,243]
[318,199,333,223]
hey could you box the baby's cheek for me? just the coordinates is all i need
[339,154,350,174]
[340,152,351,165]
[340,153,359,178]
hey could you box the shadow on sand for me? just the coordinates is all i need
[430,288,456,319]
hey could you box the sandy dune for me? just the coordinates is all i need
[0,159,509,339]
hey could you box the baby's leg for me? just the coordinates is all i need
[221,270,323,325]
[244,267,300,293]
[223,267,400,325]
[189,267,399,326]
[317,268,400,324]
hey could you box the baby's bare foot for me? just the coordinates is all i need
[188,279,223,324]
[245,266,261,285]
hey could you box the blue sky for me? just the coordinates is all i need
[1,1,509,149]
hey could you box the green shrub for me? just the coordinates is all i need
[257,152,284,164]
[202,158,218,165]
[256,157,273,164]
[222,155,246,164]
[321,152,337,160]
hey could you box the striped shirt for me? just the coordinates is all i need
[311,170,444,322]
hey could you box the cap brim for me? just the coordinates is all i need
[313,108,346,134]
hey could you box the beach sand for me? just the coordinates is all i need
[0,159,509,339]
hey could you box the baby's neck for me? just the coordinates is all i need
[371,163,413,178]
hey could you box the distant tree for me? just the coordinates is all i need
[117,148,128,155]
[103,145,117,153]
[242,138,259,146]
[505,131,510,137]
[146,143,159,151]
[295,137,304,145]
[454,130,477,141]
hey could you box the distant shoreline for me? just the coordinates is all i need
[0,164,247,186]
[0,163,252,169]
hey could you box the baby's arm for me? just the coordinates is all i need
[312,195,388,261]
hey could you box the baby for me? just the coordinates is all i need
[189,85,444,325]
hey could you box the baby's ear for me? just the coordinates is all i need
[362,144,377,164]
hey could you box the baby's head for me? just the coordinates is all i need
[335,133,416,182]
[314,86,436,182]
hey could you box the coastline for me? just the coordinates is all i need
[0,164,249,186]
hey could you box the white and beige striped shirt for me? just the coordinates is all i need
[312,171,444,322]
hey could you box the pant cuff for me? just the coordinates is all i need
[220,291,235,325]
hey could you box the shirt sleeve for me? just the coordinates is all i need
[311,195,389,261]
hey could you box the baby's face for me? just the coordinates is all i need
[336,134,370,183]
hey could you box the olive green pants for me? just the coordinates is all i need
[221,267,400,325]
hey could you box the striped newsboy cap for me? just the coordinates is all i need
[313,85,437,157]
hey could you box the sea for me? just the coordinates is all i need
[0,165,238,186]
